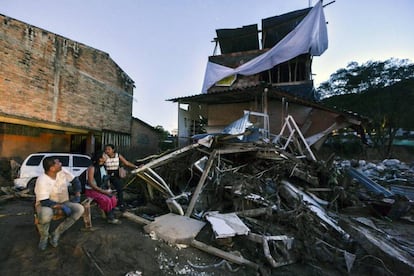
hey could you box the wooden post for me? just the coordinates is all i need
[122,211,151,225]
[191,239,259,270]
[185,150,217,217]
[81,198,94,230]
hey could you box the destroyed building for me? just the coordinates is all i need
[0,13,154,160]
[122,2,414,274]
[169,1,364,152]
[1,2,413,275]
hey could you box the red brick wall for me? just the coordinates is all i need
[0,14,134,133]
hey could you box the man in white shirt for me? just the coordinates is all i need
[34,157,84,250]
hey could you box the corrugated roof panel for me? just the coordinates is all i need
[262,7,311,49]
[216,24,259,54]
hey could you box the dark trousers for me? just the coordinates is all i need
[109,175,124,207]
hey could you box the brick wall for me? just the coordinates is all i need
[130,119,160,158]
[0,14,134,133]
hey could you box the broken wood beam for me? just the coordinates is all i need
[185,150,217,217]
[290,165,319,186]
[235,207,273,217]
[280,180,349,238]
[0,187,13,195]
[190,239,259,270]
[0,194,15,204]
[80,198,98,231]
[305,188,333,192]
[339,218,414,275]
[255,150,285,161]
[216,145,258,155]
[122,211,151,225]
[132,143,200,173]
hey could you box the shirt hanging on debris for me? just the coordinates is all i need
[205,212,250,239]
[201,0,328,93]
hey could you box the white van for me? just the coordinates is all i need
[14,153,91,192]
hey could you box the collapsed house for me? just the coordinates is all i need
[123,117,414,274]
[117,2,414,274]
[3,1,412,274]
[168,1,364,152]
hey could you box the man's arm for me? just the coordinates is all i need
[40,199,71,216]
[70,177,82,194]
[39,198,58,207]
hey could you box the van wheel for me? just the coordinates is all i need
[27,178,37,195]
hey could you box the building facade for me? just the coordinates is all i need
[0,14,135,160]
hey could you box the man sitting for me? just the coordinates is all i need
[34,157,84,250]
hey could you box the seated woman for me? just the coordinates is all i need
[85,151,121,224]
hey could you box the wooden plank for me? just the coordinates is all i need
[122,211,151,225]
[185,150,217,217]
[339,218,414,274]
[81,198,93,230]
[191,239,259,270]
[132,143,200,172]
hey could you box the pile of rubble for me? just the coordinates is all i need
[2,113,412,275]
[121,130,414,275]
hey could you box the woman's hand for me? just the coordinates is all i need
[103,189,115,197]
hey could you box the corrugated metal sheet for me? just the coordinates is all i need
[216,24,259,54]
[167,83,314,104]
[213,7,312,54]
[262,8,311,49]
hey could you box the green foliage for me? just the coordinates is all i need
[154,125,169,141]
[154,125,177,152]
[317,58,414,158]
[317,58,414,99]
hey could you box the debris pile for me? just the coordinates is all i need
[2,114,413,275]
[0,186,33,203]
[122,125,414,275]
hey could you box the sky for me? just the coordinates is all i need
[2,0,414,132]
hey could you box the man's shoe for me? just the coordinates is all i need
[107,218,121,225]
[38,238,48,251]
[49,233,60,247]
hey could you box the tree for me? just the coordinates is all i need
[317,58,414,100]
[317,59,414,158]
[154,125,176,152]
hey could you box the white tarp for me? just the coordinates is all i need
[201,0,328,93]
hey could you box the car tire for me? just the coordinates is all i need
[27,178,37,195]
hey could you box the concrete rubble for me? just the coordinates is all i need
[2,116,414,275]
[118,117,414,275]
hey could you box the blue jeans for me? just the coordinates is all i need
[38,201,84,224]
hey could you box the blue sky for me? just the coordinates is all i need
[2,0,414,132]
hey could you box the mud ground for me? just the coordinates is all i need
[0,198,320,276]
[1,146,413,275]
